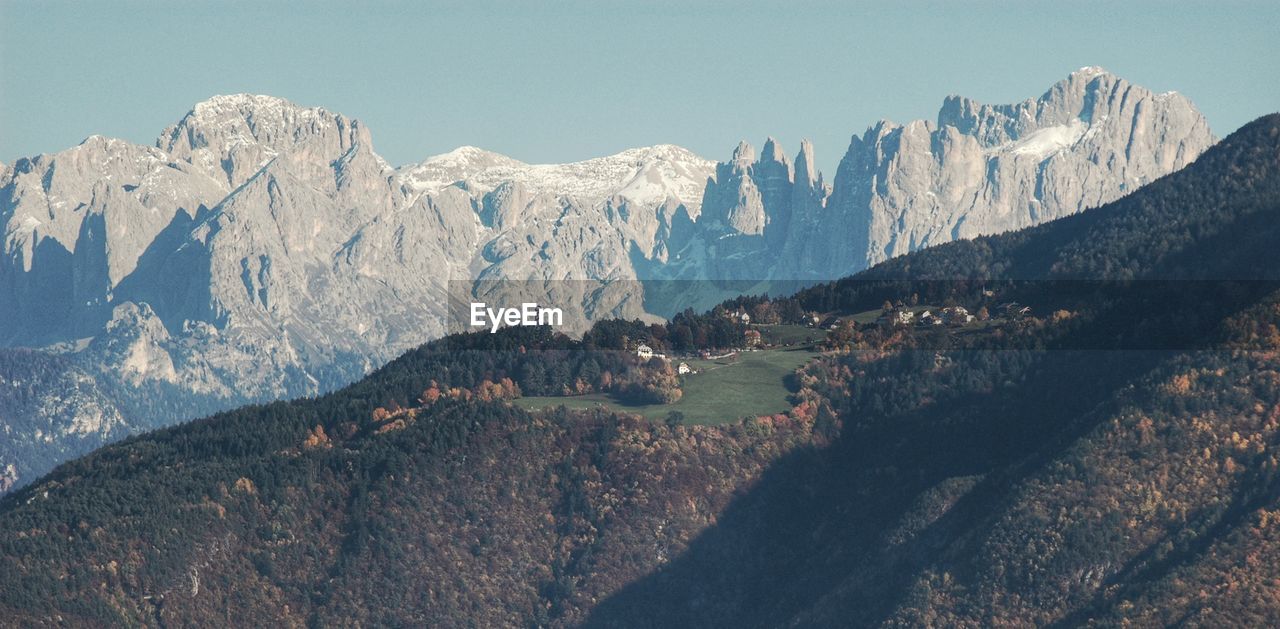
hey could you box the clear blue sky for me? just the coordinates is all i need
[2,1,1277,175]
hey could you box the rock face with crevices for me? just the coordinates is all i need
[789,66,1216,276]
[642,67,1213,299]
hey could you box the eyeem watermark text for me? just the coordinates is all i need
[470,302,564,333]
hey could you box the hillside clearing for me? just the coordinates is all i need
[513,347,819,425]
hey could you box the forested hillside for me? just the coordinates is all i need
[2,115,1278,627]
[586,115,1280,626]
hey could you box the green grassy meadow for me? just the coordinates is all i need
[512,346,819,425]
[756,323,828,345]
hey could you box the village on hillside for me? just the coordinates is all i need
[515,290,1049,426]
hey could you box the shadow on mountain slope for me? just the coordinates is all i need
[583,345,1166,627]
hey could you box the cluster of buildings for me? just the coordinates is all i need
[879,305,978,328]
[635,344,694,375]
[918,306,976,326]
[877,302,1033,329]
[998,302,1034,318]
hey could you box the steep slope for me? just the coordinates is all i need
[0,325,822,626]
[0,114,1276,626]
[0,136,227,345]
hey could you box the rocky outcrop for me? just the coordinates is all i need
[700,140,769,237]
[808,66,1216,273]
[0,136,226,344]
[157,94,382,189]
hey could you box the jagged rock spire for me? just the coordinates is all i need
[759,136,790,167]
[794,139,817,188]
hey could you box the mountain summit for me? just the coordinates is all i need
[158,94,382,189]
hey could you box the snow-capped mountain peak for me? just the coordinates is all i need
[1072,65,1110,79]
[397,143,714,208]
[158,93,374,188]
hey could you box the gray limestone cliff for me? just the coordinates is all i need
[798,67,1216,276]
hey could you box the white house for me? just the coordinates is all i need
[942,306,974,325]
[636,344,653,359]
[678,362,692,375]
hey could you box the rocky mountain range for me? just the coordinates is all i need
[671,66,1215,283]
[0,67,1215,490]
[2,111,1277,626]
